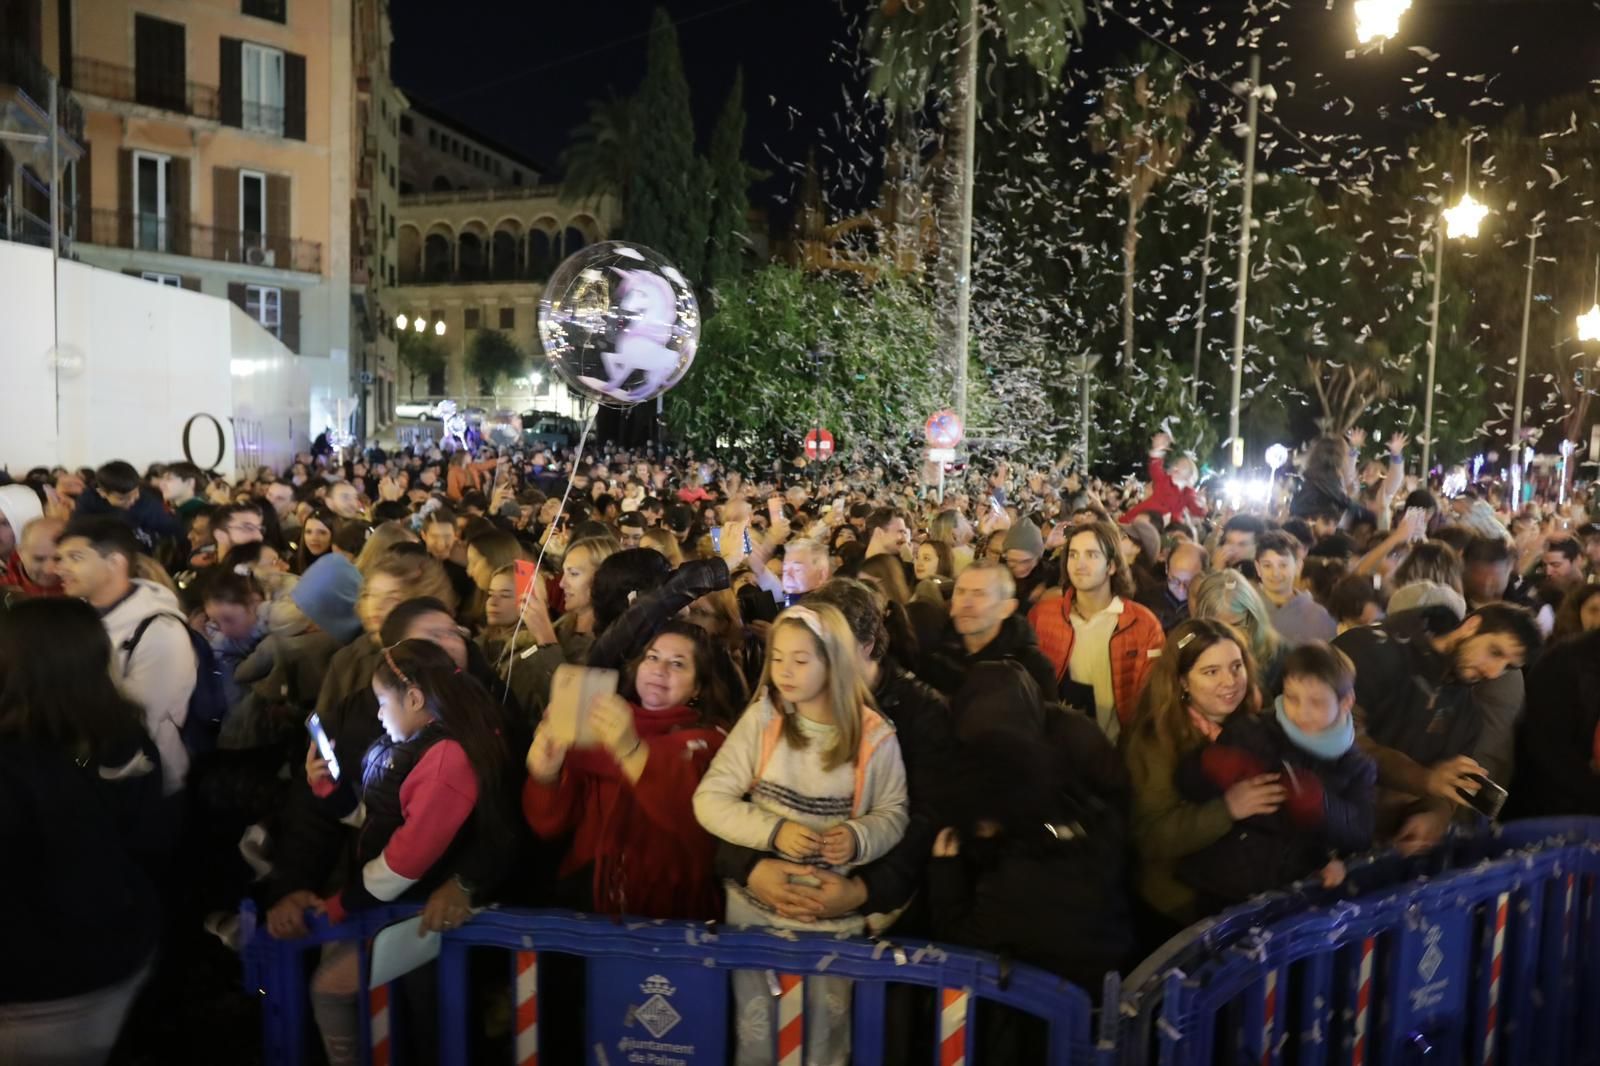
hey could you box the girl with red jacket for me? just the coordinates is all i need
[303,639,511,1066]
[523,621,742,920]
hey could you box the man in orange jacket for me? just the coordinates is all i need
[1028,520,1165,742]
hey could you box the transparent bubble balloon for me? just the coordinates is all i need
[537,241,699,408]
[484,410,523,448]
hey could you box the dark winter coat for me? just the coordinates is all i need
[1509,629,1600,817]
[918,613,1059,699]
[1173,713,1375,909]
[927,707,1134,987]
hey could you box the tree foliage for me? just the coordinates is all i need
[666,264,990,466]
[626,8,710,283]
[465,330,526,394]
[397,332,448,397]
[703,67,754,291]
[559,92,636,218]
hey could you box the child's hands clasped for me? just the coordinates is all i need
[820,825,856,865]
[775,821,822,860]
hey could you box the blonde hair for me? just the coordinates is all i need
[1189,569,1281,668]
[759,603,876,771]
[564,533,619,574]
[640,527,682,566]
[355,520,420,576]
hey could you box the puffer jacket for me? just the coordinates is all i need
[1027,590,1165,722]
[1173,713,1376,911]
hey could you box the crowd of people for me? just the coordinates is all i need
[4,423,1599,1064]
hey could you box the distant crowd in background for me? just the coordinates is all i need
[9,423,1600,1065]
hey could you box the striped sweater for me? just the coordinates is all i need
[694,696,908,931]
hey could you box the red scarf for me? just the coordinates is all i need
[563,703,705,778]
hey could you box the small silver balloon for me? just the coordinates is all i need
[537,241,699,408]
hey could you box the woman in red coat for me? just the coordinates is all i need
[522,621,745,919]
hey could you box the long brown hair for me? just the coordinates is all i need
[1129,618,1261,755]
[1062,520,1135,599]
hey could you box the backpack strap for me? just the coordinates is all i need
[119,611,189,678]
[850,706,894,818]
[748,702,786,793]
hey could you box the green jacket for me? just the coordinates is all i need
[1124,726,1234,924]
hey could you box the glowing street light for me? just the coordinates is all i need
[434,320,446,336]
[394,313,408,331]
[1354,0,1412,44]
[1578,304,1600,343]
[413,316,426,333]
[1442,192,1488,240]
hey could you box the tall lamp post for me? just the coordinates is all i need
[1510,227,1541,507]
[1227,54,1262,470]
[1421,149,1489,474]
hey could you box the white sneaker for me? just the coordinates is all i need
[238,824,272,880]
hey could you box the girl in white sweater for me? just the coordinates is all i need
[694,603,908,1066]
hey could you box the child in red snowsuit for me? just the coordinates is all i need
[1121,433,1207,526]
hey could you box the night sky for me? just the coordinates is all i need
[390,0,1600,208]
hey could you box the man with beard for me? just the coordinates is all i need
[1334,602,1538,854]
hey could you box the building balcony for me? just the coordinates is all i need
[0,39,85,146]
[85,208,322,274]
[68,56,219,122]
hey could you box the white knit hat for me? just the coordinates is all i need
[0,484,43,543]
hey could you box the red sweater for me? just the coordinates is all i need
[1121,454,1207,526]
[523,705,725,921]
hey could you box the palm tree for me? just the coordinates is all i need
[1088,46,1193,368]
[866,0,1086,421]
[559,92,636,216]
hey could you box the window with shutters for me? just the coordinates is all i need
[133,151,172,252]
[142,271,182,287]
[134,15,187,114]
[499,307,515,330]
[464,307,480,330]
[246,285,281,337]
[240,170,266,241]
[241,43,285,134]
[242,0,287,23]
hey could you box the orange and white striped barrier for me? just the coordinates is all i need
[1481,892,1509,1066]
[940,987,971,1066]
[1351,936,1375,1066]
[1260,968,1278,1066]
[369,981,391,1066]
[776,973,804,1066]
[515,950,539,1066]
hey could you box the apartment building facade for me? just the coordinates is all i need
[38,0,353,410]
[350,0,402,437]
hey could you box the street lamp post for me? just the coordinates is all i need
[1421,146,1488,474]
[1510,227,1541,506]
[1191,195,1215,406]
[1227,53,1261,470]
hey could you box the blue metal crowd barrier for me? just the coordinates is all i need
[242,819,1600,1066]
[1102,816,1600,1066]
[240,903,1098,1066]
[1141,830,1600,1066]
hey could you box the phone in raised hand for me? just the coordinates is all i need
[307,713,341,781]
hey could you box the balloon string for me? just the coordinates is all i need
[500,405,599,697]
